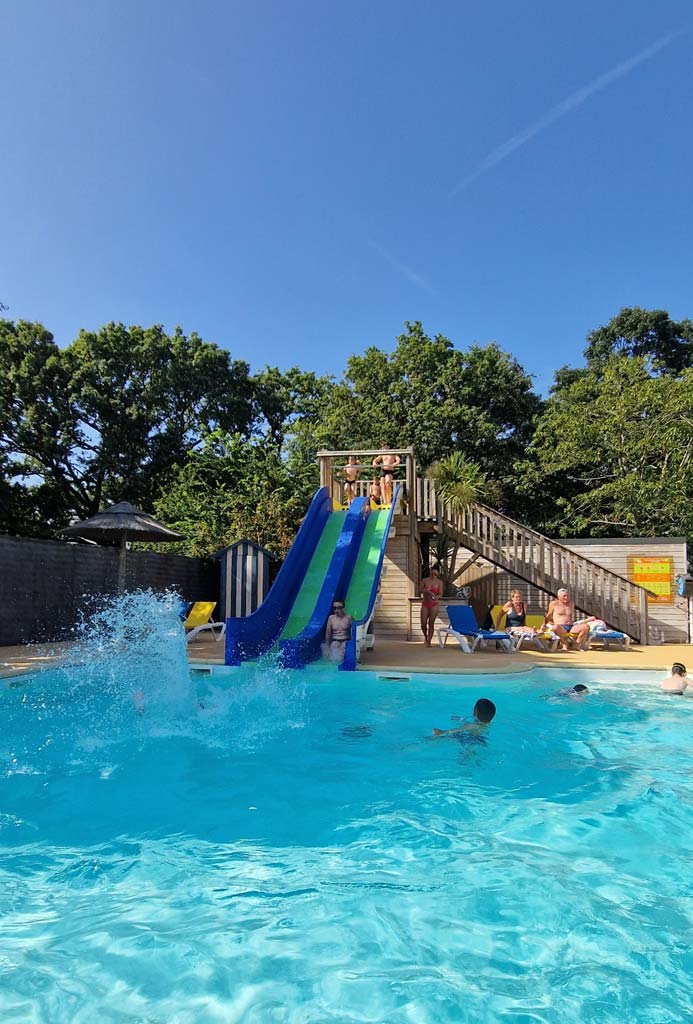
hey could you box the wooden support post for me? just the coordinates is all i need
[638,588,649,645]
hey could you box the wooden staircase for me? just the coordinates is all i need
[442,502,650,643]
[316,453,653,645]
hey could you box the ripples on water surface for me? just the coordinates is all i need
[1,601,692,1022]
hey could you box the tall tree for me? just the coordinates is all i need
[0,319,254,533]
[529,356,693,539]
[319,322,542,513]
[153,431,310,557]
[252,366,335,448]
[584,307,693,375]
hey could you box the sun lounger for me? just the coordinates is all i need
[184,601,225,643]
[586,626,631,650]
[491,606,560,652]
[437,605,514,653]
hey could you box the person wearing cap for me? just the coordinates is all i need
[323,600,354,663]
[541,588,590,651]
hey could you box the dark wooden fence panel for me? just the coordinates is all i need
[0,536,219,646]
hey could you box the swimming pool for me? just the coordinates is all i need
[2,654,693,1023]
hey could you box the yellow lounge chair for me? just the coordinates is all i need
[491,606,559,651]
[184,601,225,643]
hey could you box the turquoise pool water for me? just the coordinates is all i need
[2,654,693,1023]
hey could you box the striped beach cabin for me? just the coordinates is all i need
[216,540,278,620]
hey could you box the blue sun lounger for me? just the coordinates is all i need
[436,604,515,654]
[587,626,631,650]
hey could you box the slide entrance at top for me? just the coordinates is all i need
[224,486,398,670]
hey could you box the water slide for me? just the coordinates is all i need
[338,498,397,671]
[224,486,397,670]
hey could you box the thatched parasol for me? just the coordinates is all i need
[61,502,183,591]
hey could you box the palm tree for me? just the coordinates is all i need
[428,453,488,594]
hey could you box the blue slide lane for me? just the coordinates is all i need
[278,497,370,669]
[224,487,333,665]
[340,485,400,671]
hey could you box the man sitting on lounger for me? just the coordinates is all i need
[541,588,590,651]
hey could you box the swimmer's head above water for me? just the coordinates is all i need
[660,662,688,694]
[473,698,496,724]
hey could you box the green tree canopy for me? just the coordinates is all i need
[252,366,335,448]
[528,356,693,539]
[583,306,693,375]
[317,321,542,512]
[153,432,311,557]
[0,319,254,534]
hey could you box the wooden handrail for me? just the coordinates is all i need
[417,481,650,643]
[317,448,414,458]
[466,502,655,584]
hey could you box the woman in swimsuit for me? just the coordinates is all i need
[420,565,442,647]
[497,589,537,638]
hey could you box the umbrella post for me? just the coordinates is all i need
[117,538,128,592]
[59,504,182,590]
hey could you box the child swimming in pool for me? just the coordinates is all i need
[432,697,496,738]
[660,663,689,694]
[556,684,590,699]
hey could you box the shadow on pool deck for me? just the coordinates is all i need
[186,635,687,676]
[1,637,688,680]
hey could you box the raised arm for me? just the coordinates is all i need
[495,601,511,630]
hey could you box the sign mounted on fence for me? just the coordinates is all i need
[628,556,674,604]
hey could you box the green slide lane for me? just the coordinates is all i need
[280,511,347,640]
[344,509,390,621]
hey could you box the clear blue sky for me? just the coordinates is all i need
[2,0,691,392]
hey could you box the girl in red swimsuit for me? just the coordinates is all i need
[420,566,442,647]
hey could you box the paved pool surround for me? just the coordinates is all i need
[1,636,690,681]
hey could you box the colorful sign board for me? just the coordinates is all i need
[628,556,674,604]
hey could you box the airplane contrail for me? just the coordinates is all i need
[449,28,685,196]
[367,237,434,291]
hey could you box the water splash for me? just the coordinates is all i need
[1,591,192,772]
[66,589,191,705]
[3,592,310,771]
[194,649,310,751]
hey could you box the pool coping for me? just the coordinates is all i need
[3,636,688,685]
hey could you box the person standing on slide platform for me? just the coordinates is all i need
[372,444,401,506]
